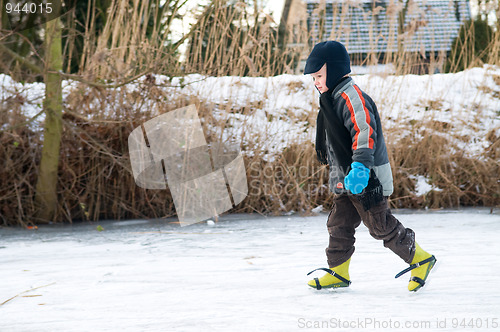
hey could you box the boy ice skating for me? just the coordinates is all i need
[304,41,436,292]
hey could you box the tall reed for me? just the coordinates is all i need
[0,0,499,226]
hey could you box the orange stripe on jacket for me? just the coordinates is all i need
[341,86,375,150]
[341,92,360,150]
[353,85,374,149]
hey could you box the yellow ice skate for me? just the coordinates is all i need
[307,258,351,290]
[395,243,437,292]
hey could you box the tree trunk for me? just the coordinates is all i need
[34,17,63,222]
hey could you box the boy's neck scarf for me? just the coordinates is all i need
[315,76,351,165]
[315,111,328,164]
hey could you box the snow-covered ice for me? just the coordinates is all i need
[1,209,499,331]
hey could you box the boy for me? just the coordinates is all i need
[304,41,436,292]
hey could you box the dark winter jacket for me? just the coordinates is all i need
[316,76,394,196]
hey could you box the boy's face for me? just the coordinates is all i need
[310,64,328,94]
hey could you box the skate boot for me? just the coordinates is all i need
[395,243,437,292]
[307,258,351,290]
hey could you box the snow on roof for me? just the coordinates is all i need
[305,0,471,54]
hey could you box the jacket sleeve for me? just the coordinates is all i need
[339,85,377,168]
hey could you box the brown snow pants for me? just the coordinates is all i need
[326,194,416,268]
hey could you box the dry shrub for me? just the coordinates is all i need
[1,79,499,226]
[184,0,296,77]
[241,142,331,215]
[0,79,325,225]
[286,81,307,94]
[1,80,190,226]
[79,0,183,80]
[492,75,500,86]
[2,0,500,226]
[0,125,40,227]
[55,81,209,223]
[0,90,41,226]
[387,121,500,209]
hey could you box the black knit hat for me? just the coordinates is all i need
[304,41,351,90]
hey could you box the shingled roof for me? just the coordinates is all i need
[306,0,471,54]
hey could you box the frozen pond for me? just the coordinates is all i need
[1,209,499,331]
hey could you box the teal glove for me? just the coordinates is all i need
[345,162,370,194]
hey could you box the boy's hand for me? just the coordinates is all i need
[345,162,370,194]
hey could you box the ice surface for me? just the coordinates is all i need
[1,210,499,331]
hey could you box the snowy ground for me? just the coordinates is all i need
[1,209,500,332]
[2,66,499,201]
[2,65,499,162]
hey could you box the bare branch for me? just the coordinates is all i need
[0,43,43,74]
[55,70,150,89]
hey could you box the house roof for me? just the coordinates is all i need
[305,0,471,54]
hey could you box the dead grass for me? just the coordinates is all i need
[286,81,307,94]
[1,0,500,226]
[492,75,500,86]
[387,121,500,209]
[1,79,499,226]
